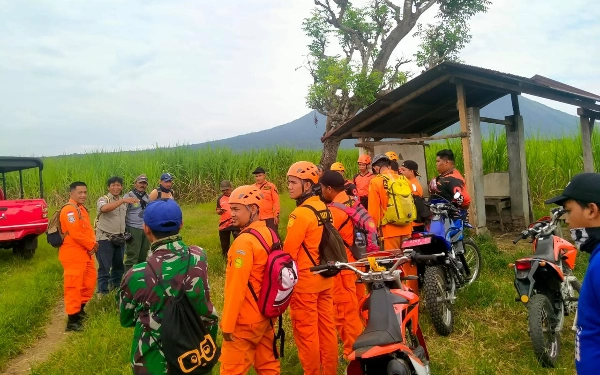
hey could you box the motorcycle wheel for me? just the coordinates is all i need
[458,238,482,286]
[387,358,411,375]
[423,265,454,336]
[528,293,560,367]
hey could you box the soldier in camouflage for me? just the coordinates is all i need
[118,199,218,374]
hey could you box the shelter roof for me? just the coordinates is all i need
[323,62,600,141]
[0,157,44,174]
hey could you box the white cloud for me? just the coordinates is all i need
[0,0,598,156]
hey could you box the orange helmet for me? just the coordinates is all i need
[330,162,345,172]
[385,151,399,161]
[287,161,319,184]
[229,185,264,208]
[357,154,371,164]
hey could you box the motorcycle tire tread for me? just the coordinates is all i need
[423,265,454,336]
[528,293,560,368]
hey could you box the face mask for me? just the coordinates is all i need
[570,227,600,254]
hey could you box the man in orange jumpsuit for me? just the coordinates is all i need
[368,154,413,250]
[284,161,338,375]
[220,185,280,375]
[329,162,358,201]
[59,181,98,331]
[253,167,281,234]
[353,154,374,299]
[354,154,374,209]
[319,171,364,360]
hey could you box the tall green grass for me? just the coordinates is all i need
[3,131,599,208]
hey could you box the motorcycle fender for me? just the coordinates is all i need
[406,355,430,375]
[514,260,538,300]
[352,343,412,359]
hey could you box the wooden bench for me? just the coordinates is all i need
[484,172,511,231]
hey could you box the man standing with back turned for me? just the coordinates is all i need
[59,181,98,331]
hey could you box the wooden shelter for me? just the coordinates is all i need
[322,62,600,233]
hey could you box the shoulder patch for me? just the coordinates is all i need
[263,185,271,190]
[234,257,244,269]
[287,217,295,228]
[236,249,246,256]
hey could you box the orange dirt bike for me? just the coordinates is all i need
[511,207,581,367]
[311,249,443,375]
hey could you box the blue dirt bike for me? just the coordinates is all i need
[401,197,482,336]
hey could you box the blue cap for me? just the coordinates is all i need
[160,173,173,182]
[144,199,182,232]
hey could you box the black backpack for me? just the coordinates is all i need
[148,253,220,375]
[301,204,348,278]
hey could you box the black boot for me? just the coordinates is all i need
[80,304,87,319]
[66,313,83,332]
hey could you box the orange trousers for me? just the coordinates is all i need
[333,273,364,357]
[220,319,280,375]
[290,289,338,375]
[60,259,97,315]
[383,235,418,293]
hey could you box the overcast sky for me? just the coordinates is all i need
[1,0,598,156]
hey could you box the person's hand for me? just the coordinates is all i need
[88,243,99,256]
[274,216,279,225]
[223,333,234,342]
[123,197,139,204]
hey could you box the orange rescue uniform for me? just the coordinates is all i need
[220,220,280,375]
[368,172,412,250]
[284,196,337,375]
[58,199,97,315]
[354,172,374,202]
[256,181,280,220]
[329,192,364,358]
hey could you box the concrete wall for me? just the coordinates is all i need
[373,144,429,197]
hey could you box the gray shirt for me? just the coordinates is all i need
[95,194,127,240]
[123,190,150,229]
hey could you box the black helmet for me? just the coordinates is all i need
[372,154,391,166]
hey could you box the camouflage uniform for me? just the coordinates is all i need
[118,235,218,375]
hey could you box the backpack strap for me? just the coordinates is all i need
[327,202,352,247]
[299,204,328,266]
[238,227,279,302]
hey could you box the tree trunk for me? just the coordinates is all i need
[320,137,341,170]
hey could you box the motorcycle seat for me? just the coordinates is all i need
[533,236,558,263]
[353,287,404,350]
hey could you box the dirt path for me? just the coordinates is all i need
[1,300,68,375]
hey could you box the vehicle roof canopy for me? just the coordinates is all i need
[0,157,44,174]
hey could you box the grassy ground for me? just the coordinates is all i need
[12,198,584,374]
[0,243,63,369]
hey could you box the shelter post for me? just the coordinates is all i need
[505,114,530,227]
[579,113,595,173]
[456,83,487,233]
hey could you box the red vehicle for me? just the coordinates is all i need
[0,157,49,259]
[311,249,439,375]
[511,207,580,367]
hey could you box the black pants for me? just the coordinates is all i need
[359,196,368,210]
[219,227,239,257]
[265,218,279,238]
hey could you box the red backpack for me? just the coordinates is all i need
[243,227,299,358]
[328,201,380,258]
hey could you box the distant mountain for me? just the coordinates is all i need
[189,95,579,151]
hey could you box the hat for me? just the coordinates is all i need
[319,170,345,189]
[160,173,173,182]
[372,154,391,165]
[144,199,183,232]
[545,173,600,205]
[252,167,266,175]
[220,180,232,191]
[135,174,148,183]
[401,160,421,176]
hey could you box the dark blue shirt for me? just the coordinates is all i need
[576,243,600,374]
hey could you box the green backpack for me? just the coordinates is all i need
[381,174,417,226]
